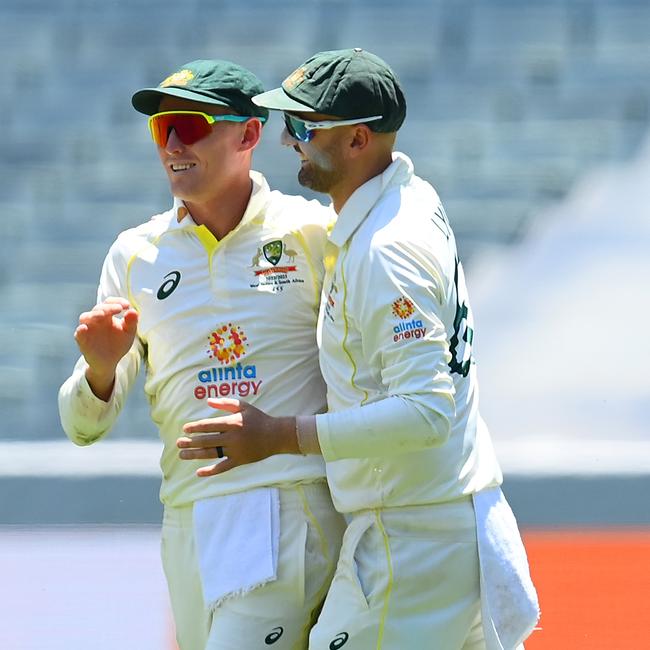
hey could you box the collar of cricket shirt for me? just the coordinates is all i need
[172,170,270,229]
[328,151,414,248]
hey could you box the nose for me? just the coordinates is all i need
[165,128,184,153]
[281,126,298,147]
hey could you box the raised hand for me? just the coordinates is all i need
[177,398,298,476]
[74,297,139,400]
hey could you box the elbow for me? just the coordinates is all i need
[62,422,101,447]
[409,397,453,448]
[69,434,97,447]
[64,427,98,447]
[423,412,451,447]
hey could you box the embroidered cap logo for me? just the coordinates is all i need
[160,69,194,87]
[283,67,306,90]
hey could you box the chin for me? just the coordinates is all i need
[297,167,312,189]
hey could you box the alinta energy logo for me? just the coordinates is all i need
[391,296,427,343]
[193,323,262,400]
[208,323,248,364]
[391,296,415,319]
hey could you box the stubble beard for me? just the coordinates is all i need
[296,144,344,195]
[299,160,344,194]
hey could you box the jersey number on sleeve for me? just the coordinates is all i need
[448,258,474,377]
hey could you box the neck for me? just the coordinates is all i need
[185,175,253,240]
[331,152,393,214]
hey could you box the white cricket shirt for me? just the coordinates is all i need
[316,153,503,513]
[59,171,333,507]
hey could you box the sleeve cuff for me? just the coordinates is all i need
[58,371,116,445]
[315,412,339,462]
[296,415,321,455]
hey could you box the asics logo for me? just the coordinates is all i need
[330,632,349,649]
[156,271,181,299]
[265,626,283,644]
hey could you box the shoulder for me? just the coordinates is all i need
[108,208,174,262]
[266,190,334,232]
[351,178,455,298]
[362,176,451,257]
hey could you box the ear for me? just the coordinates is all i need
[239,118,263,152]
[348,124,371,157]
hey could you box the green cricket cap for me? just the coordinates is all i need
[253,48,406,133]
[131,59,269,121]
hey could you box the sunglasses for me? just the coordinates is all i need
[148,111,264,147]
[283,113,383,142]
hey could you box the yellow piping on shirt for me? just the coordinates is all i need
[292,230,320,305]
[194,224,220,274]
[375,510,394,650]
[340,252,369,404]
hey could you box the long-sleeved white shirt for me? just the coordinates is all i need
[59,171,334,507]
[315,153,502,513]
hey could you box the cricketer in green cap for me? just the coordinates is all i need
[132,58,269,121]
[175,49,539,650]
[253,48,406,133]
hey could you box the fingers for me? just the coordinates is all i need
[177,433,225,450]
[104,297,132,307]
[177,432,237,475]
[76,301,139,347]
[78,299,135,324]
[78,305,124,327]
[178,432,227,462]
[74,323,89,340]
[178,446,221,461]
[197,458,237,477]
[121,309,139,334]
[74,323,101,347]
[206,398,248,412]
[183,416,239,434]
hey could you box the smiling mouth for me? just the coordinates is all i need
[170,163,195,172]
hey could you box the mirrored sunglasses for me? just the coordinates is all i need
[283,113,383,142]
[148,111,264,147]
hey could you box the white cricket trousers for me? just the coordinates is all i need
[309,496,487,650]
[162,481,345,650]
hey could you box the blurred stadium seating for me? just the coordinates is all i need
[1,0,648,456]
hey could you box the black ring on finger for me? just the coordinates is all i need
[216,446,224,459]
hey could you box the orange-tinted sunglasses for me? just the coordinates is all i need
[148,111,264,147]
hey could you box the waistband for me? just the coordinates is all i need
[163,480,332,528]
[346,495,476,540]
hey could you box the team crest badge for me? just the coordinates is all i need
[263,240,283,266]
[160,69,194,88]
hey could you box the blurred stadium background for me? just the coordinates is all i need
[1,0,649,647]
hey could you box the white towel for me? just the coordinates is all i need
[192,487,280,610]
[473,487,540,650]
